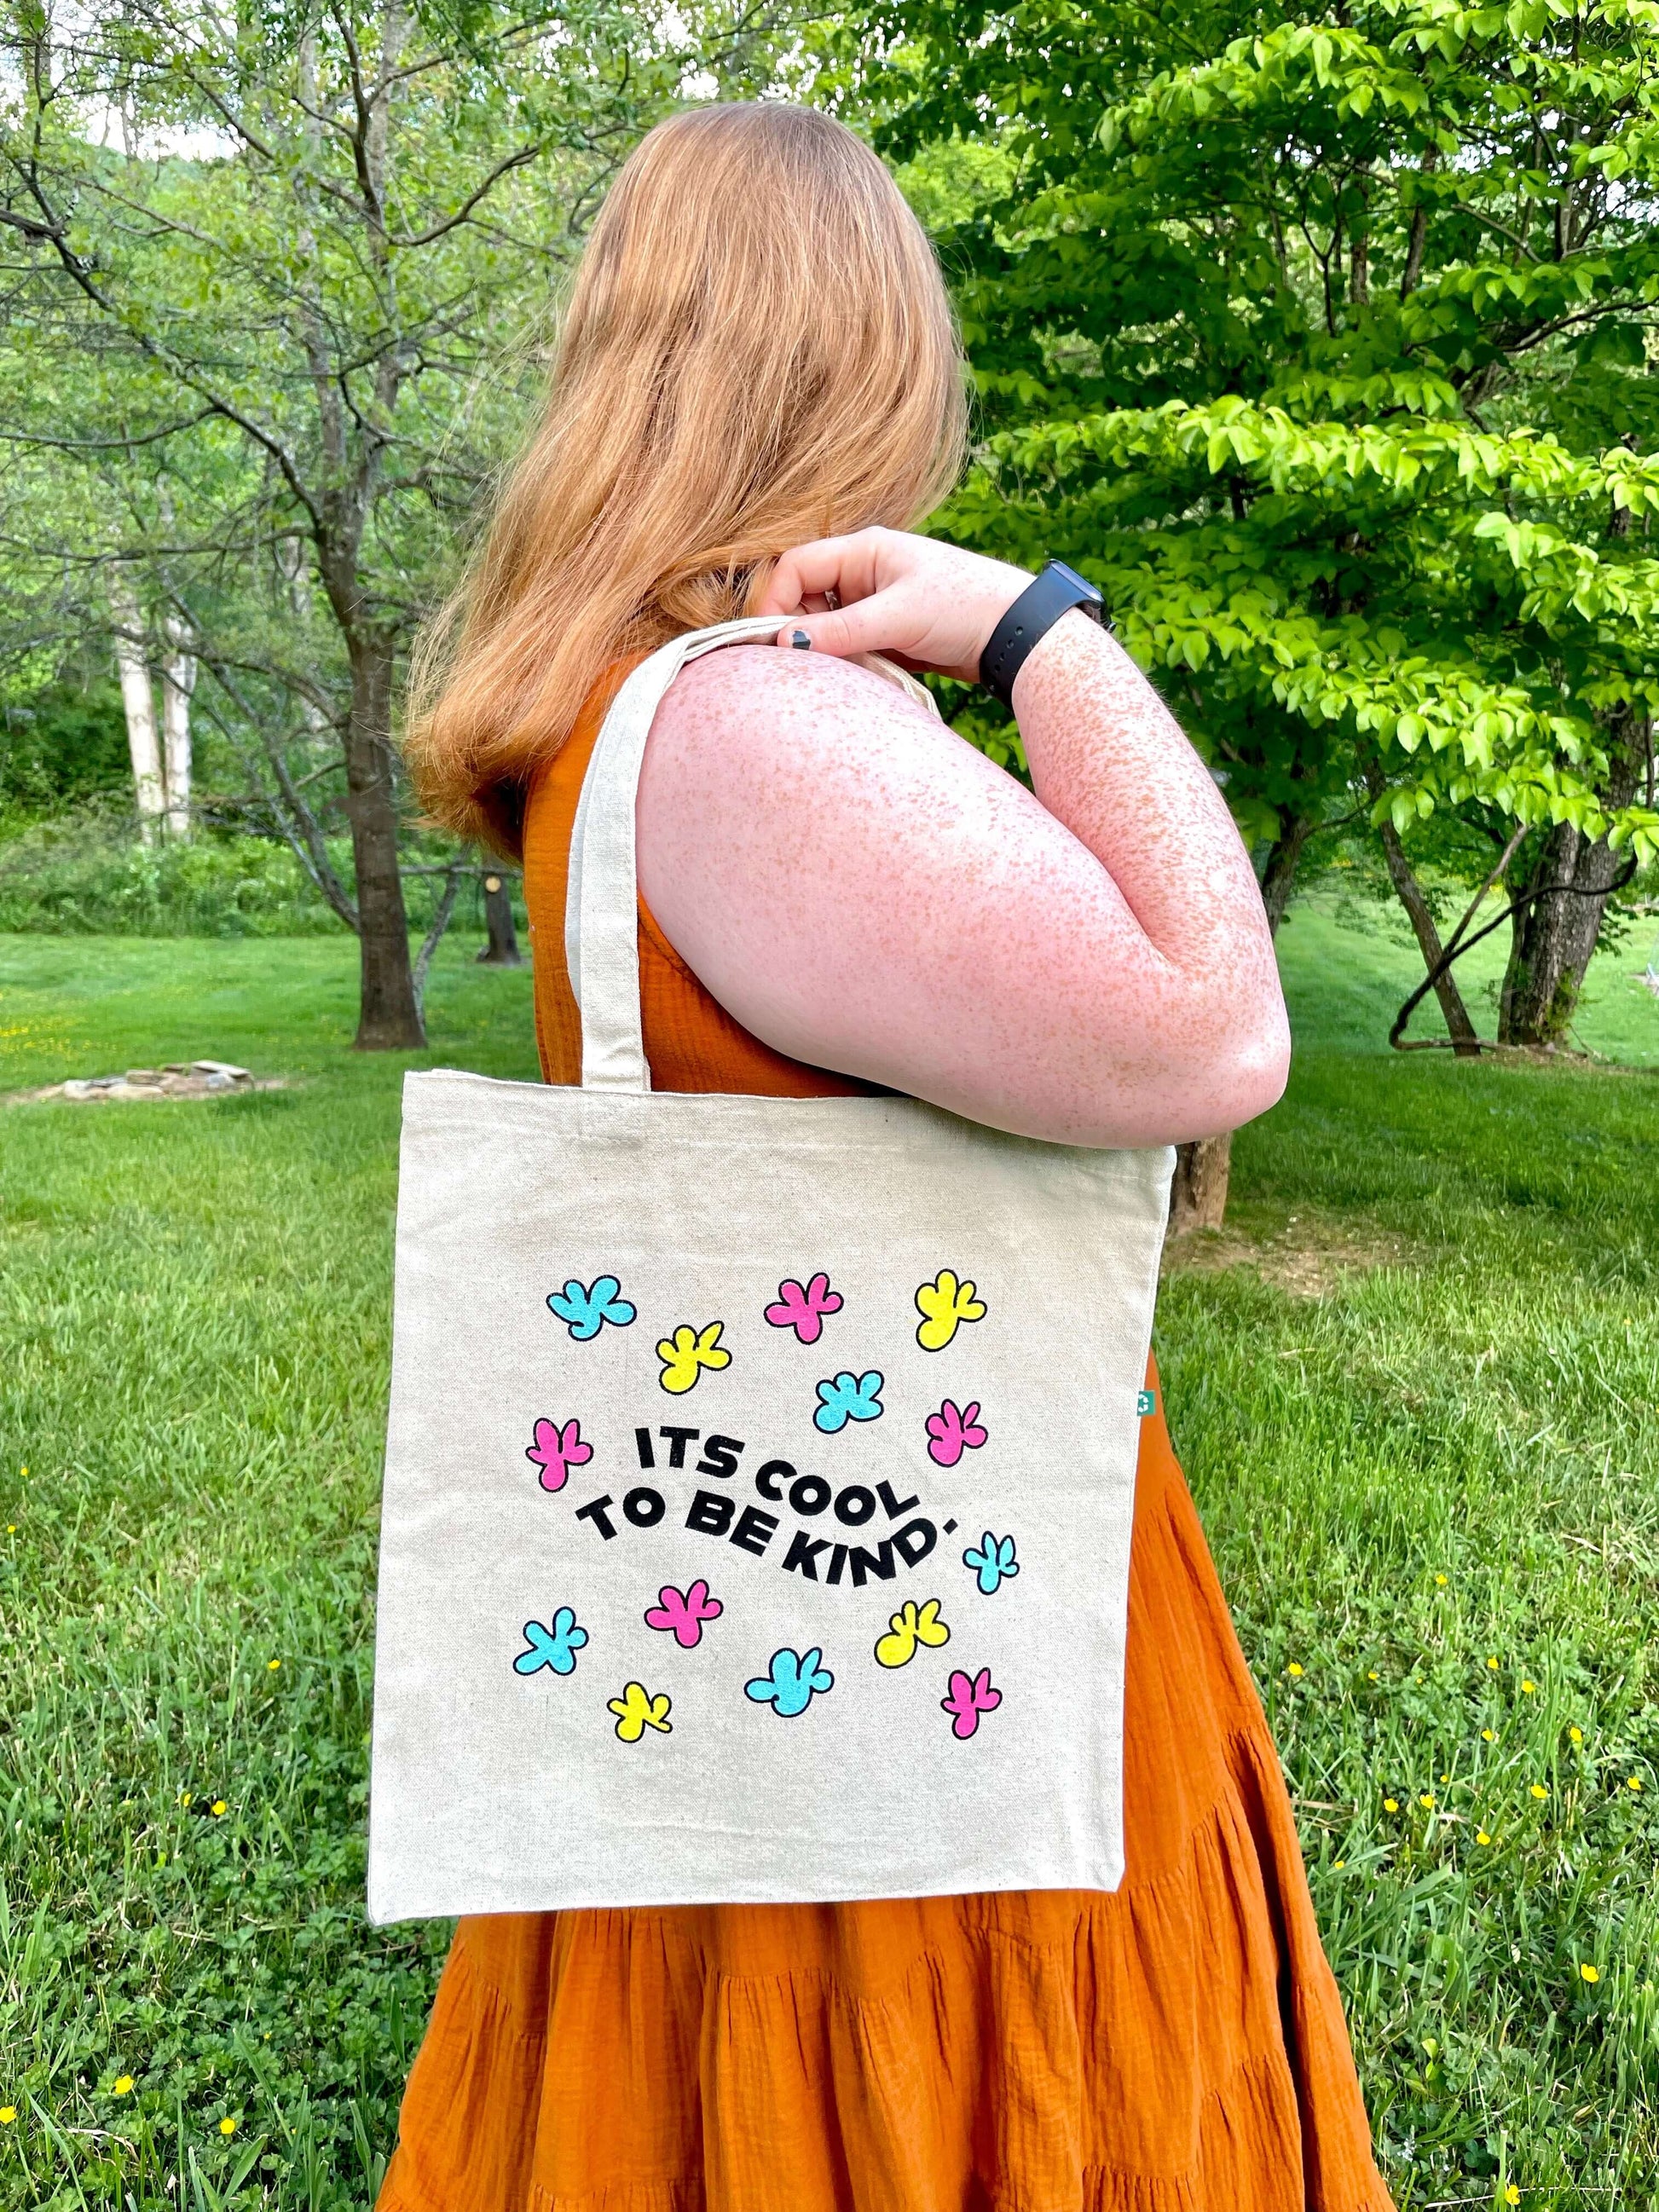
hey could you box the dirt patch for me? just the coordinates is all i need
[1163,1213,1420,1298]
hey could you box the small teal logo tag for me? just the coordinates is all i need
[1137,1389,1157,1418]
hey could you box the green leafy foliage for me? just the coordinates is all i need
[861,0,1659,870]
[0,681,130,814]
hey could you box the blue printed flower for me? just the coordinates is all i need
[963,1533,1019,1597]
[513,1607,588,1677]
[744,1646,835,1718]
[812,1370,884,1434]
[546,1275,636,1341]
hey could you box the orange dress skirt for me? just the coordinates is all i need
[378,671,1393,2212]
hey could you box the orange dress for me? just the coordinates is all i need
[379,669,1393,2212]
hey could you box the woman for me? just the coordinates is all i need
[390,101,1391,2212]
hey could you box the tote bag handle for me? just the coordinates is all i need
[564,615,800,1094]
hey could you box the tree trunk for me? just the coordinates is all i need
[1374,817,1483,1054]
[1260,813,1313,934]
[1167,814,1309,1235]
[110,576,164,845]
[161,615,195,839]
[1499,718,1643,1044]
[477,871,524,965]
[1169,1129,1232,1236]
[345,632,424,1049]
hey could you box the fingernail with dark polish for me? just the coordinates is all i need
[790,630,812,650]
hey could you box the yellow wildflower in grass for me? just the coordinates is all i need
[211,1801,228,1817]
[1384,1798,1399,1813]
[1477,1830,1493,1845]
[1367,1670,1379,1682]
[1441,1771,1450,1783]
[1333,1859,1345,1869]
[1483,1730,1496,1742]
[1581,1963,1600,1984]
[1569,1727,1583,1744]
[113,2077,134,2096]
[1435,1574,1448,1586]
[1628,1777,1644,1792]
[180,1792,191,1806]
[1419,1794,1435,1810]
[1530,1783,1548,1800]
[1505,2187,1521,2207]
[1286,1662,1304,1678]
[1488,1657,1500,1672]
[268,1660,280,1672]
[1522,1679,1536,1695]
[0,2109,14,2126]
[220,2117,239,2137]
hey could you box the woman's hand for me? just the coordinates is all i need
[756,527,1034,681]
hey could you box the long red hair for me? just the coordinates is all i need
[405,102,967,852]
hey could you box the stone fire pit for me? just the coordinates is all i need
[14,1060,284,1105]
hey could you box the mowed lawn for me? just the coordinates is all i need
[1,910,1656,2212]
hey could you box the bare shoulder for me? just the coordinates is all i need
[648,643,980,791]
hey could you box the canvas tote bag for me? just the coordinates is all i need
[367,615,1174,1923]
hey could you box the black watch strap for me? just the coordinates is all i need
[978,560,1105,710]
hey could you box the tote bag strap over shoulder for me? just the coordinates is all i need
[564,615,787,1094]
[565,616,945,1092]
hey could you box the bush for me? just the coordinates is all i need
[0,806,341,937]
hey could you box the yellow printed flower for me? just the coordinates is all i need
[1580,1963,1600,1984]
[113,2077,134,2096]
[608,1681,673,1741]
[875,1599,951,1670]
[914,1270,987,1352]
[220,2117,239,2137]
[1530,1783,1548,1800]
[656,1321,730,1396]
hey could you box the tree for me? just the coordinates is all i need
[0,0,677,1043]
[853,0,1659,1205]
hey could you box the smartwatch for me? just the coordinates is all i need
[978,560,1107,711]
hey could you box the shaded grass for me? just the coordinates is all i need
[1,927,1656,2210]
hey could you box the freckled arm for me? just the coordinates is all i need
[635,635,1289,1147]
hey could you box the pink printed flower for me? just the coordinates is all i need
[941,1666,1002,1741]
[764,1273,844,1345]
[644,1580,724,1650]
[526,1417,592,1494]
[925,1399,988,1468]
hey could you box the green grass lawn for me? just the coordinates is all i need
[1,917,1656,2212]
